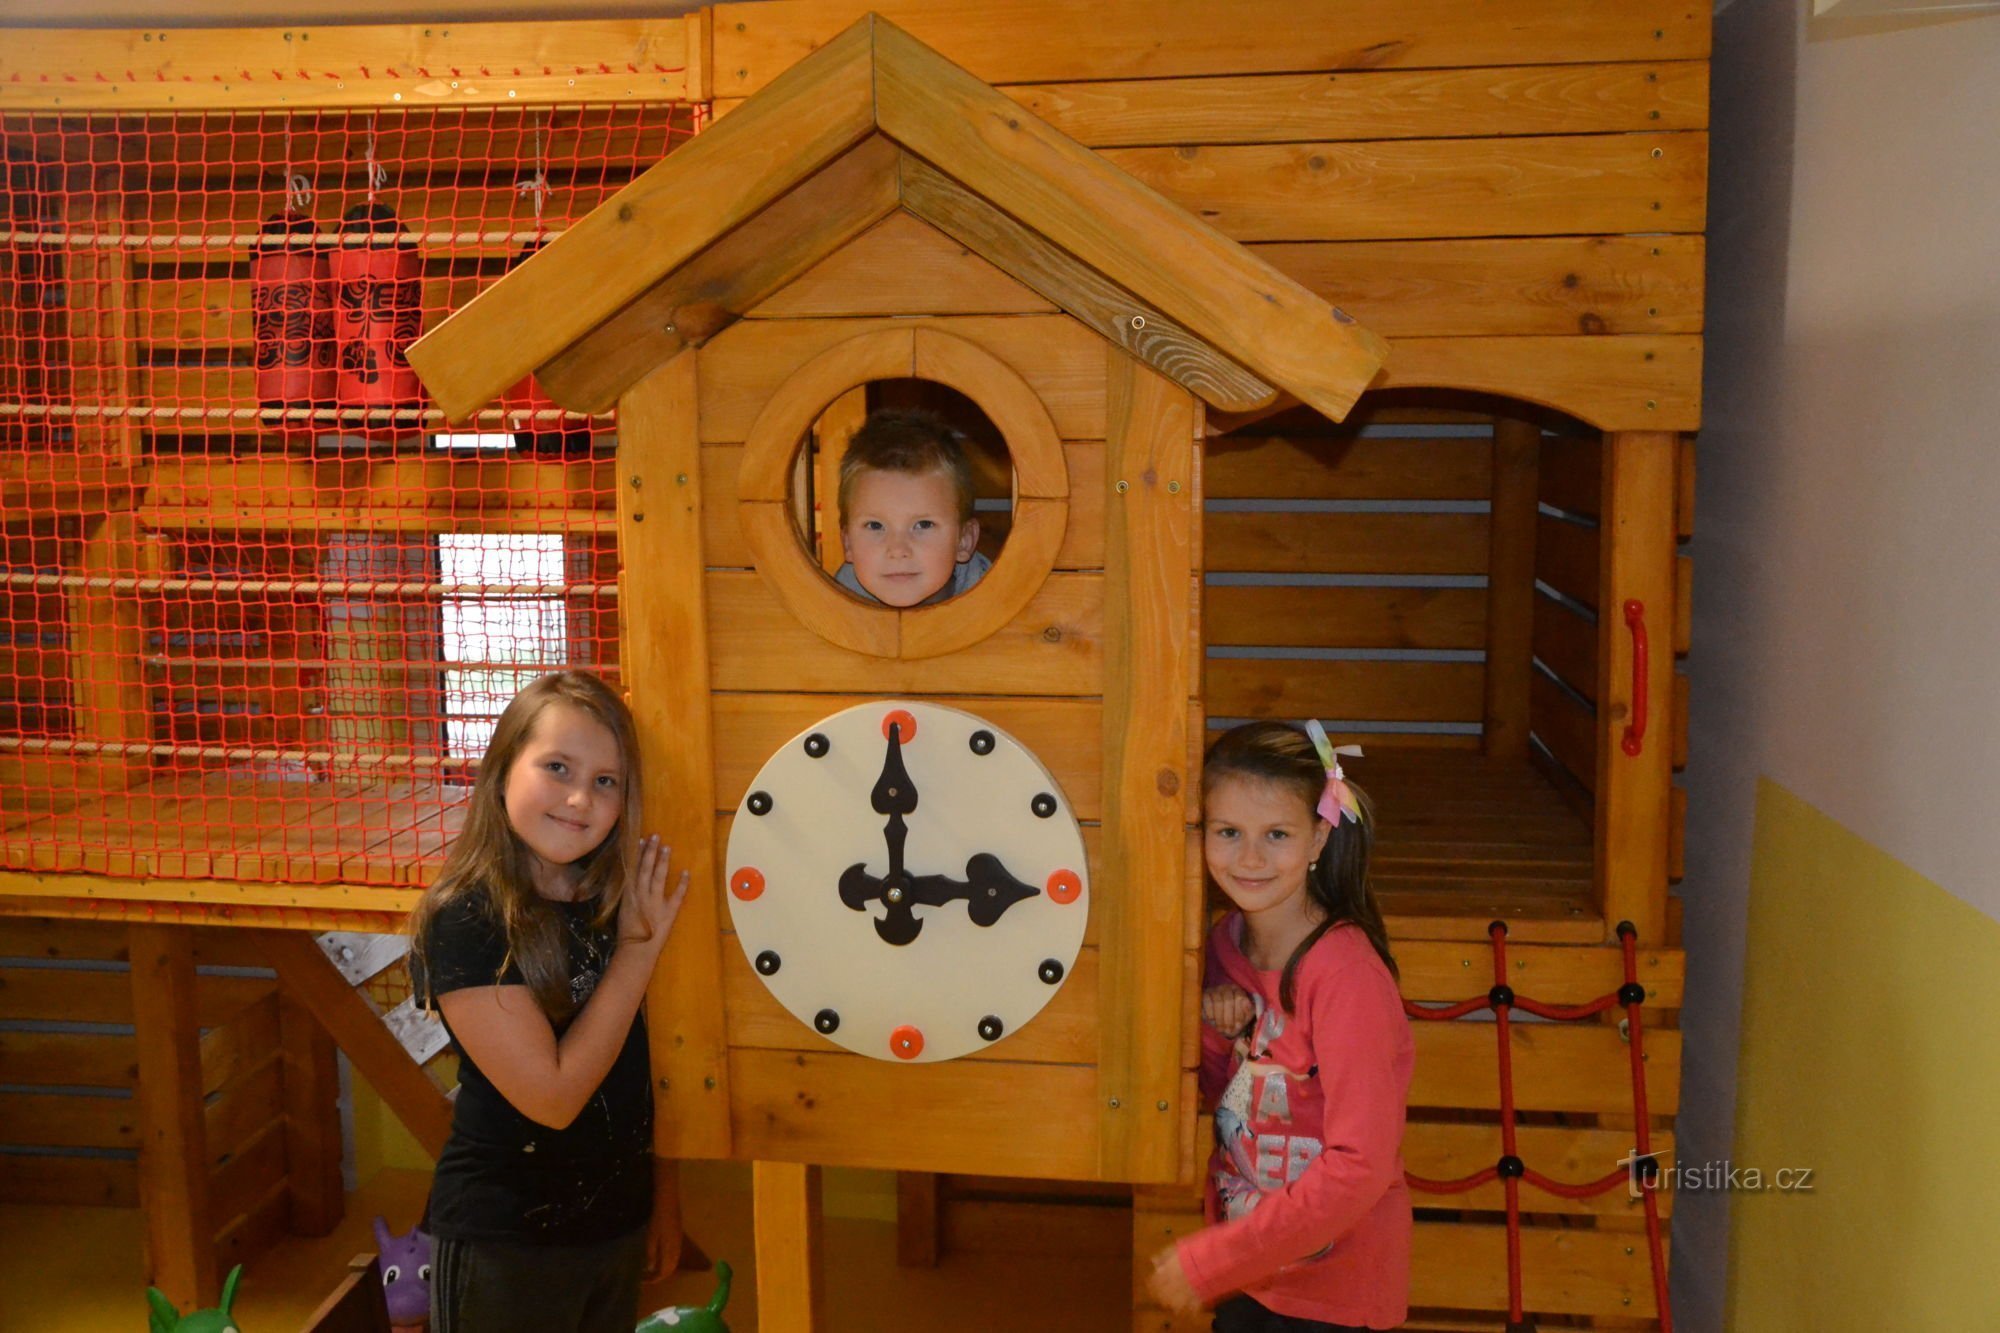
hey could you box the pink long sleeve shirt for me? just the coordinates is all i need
[1177,914,1415,1328]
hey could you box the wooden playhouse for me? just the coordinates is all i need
[0,4,1700,1330]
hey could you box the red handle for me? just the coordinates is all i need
[1622,599,1648,758]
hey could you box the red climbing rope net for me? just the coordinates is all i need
[0,102,697,919]
[1403,921,1673,1331]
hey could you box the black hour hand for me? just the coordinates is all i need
[838,854,1040,946]
[957,854,1039,927]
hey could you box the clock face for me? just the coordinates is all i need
[724,700,1089,1063]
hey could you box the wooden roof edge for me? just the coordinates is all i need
[869,16,1385,421]
[407,14,882,423]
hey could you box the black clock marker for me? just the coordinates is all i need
[1031,792,1057,819]
[977,1015,1004,1042]
[1037,959,1064,985]
[755,950,781,976]
[814,1009,840,1034]
[839,720,1040,946]
[969,730,995,755]
[747,790,773,816]
[803,733,830,758]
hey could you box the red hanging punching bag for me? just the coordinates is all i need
[500,239,592,456]
[329,201,423,432]
[250,210,333,427]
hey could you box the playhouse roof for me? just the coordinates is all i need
[407,13,1386,425]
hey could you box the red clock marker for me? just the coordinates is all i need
[881,708,918,742]
[889,1025,925,1060]
[730,866,765,901]
[1046,869,1082,905]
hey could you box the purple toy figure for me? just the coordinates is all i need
[372,1215,433,1330]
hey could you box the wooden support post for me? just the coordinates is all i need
[895,1170,941,1267]
[1483,417,1540,758]
[130,923,220,1311]
[1594,432,1676,944]
[752,1160,824,1333]
[617,353,732,1157]
[1099,351,1197,1183]
[277,992,345,1236]
[256,930,453,1159]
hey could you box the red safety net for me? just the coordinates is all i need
[1403,922,1674,1332]
[0,103,697,917]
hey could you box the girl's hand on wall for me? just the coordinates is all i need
[1202,983,1254,1037]
[1146,1243,1204,1315]
[620,836,689,948]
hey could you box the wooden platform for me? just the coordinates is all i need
[0,772,466,889]
[1363,749,1600,943]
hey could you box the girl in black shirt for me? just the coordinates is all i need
[410,671,687,1333]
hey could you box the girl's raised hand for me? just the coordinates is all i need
[1202,982,1255,1037]
[620,835,690,948]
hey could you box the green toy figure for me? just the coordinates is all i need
[146,1264,243,1333]
[635,1260,731,1332]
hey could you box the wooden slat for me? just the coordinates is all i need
[1202,435,1491,501]
[1203,585,1485,651]
[1540,435,1603,518]
[1411,1219,1663,1318]
[1253,235,1705,339]
[715,1,1710,96]
[1595,432,1676,944]
[1207,659,1484,724]
[1396,939,1683,1007]
[899,157,1277,413]
[406,16,879,421]
[712,693,1103,818]
[539,133,906,414]
[1677,435,1697,538]
[1105,133,1707,243]
[208,1121,289,1241]
[0,966,273,1027]
[619,354,731,1160]
[0,18,703,110]
[136,270,491,351]
[698,314,1107,444]
[257,929,452,1160]
[1484,417,1539,758]
[1529,671,1595,796]
[1675,552,1694,655]
[0,916,130,961]
[0,1088,137,1149]
[707,569,1103,697]
[1009,61,1709,146]
[0,1153,137,1207]
[1536,514,1599,612]
[204,1056,283,1166]
[752,208,1054,318]
[872,19,1384,422]
[130,924,220,1310]
[1670,784,1687,883]
[1205,511,1489,575]
[0,1031,137,1088]
[753,1161,825,1333]
[1098,355,1195,1183]
[143,455,613,514]
[1409,1022,1679,1115]
[897,1170,941,1267]
[1532,593,1598,701]
[1378,335,1703,434]
[730,1047,1128,1181]
[1408,1121,1675,1218]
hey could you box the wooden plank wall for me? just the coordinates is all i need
[0,917,340,1278]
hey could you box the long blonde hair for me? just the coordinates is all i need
[409,670,642,1022]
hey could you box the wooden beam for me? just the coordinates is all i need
[895,1171,942,1267]
[1098,351,1197,1183]
[1484,417,1540,758]
[617,354,732,1159]
[899,157,1276,412]
[871,18,1384,422]
[129,923,220,1312]
[0,17,704,111]
[277,993,344,1237]
[407,16,879,421]
[537,134,905,414]
[753,1160,824,1333]
[1376,335,1703,433]
[256,929,453,1160]
[1593,432,1677,944]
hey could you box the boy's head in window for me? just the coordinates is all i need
[836,409,985,608]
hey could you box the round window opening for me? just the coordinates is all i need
[791,379,1013,610]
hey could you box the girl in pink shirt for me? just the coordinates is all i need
[1147,721,1414,1331]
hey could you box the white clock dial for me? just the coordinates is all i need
[724,700,1089,1063]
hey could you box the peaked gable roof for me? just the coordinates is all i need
[408,13,1386,424]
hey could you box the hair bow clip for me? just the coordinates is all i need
[1304,718,1364,827]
